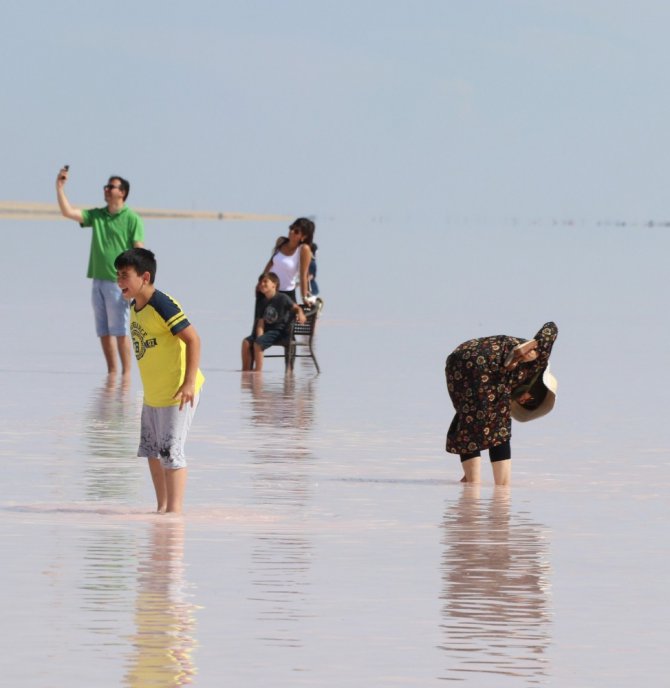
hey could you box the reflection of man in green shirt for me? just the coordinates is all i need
[56,166,145,377]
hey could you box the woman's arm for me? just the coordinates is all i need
[298,244,313,302]
[260,236,285,276]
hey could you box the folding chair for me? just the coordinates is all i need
[263,297,323,373]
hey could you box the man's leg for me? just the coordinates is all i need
[117,335,133,377]
[93,281,118,374]
[148,457,168,513]
[100,335,119,374]
[102,279,131,376]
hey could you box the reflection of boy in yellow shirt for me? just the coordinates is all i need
[115,248,204,514]
[125,519,197,688]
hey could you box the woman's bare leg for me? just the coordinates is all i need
[461,456,482,483]
[492,459,511,486]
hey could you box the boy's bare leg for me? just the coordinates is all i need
[492,459,511,486]
[117,335,133,377]
[148,457,168,513]
[100,335,119,374]
[241,340,253,370]
[461,456,481,483]
[166,468,188,514]
[253,343,264,371]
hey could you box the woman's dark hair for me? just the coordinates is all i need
[290,217,315,251]
[114,247,157,283]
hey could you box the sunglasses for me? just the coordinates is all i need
[104,184,122,191]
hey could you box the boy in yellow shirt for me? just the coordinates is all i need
[115,248,204,514]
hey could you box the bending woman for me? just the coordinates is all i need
[445,321,558,486]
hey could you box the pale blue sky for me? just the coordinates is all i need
[2,1,669,221]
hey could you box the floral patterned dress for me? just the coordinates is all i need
[445,322,558,455]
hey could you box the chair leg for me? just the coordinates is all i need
[309,341,320,373]
[286,341,296,371]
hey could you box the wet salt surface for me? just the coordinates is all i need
[2,220,670,686]
[2,367,669,687]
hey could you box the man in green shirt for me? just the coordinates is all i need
[56,166,145,377]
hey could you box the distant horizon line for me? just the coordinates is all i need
[0,201,668,227]
[0,201,292,222]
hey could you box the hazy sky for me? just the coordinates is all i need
[3,1,669,222]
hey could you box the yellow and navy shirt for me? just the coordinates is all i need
[130,290,205,407]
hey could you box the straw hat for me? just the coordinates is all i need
[510,364,558,422]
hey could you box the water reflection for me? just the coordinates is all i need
[241,373,317,508]
[124,518,198,687]
[439,488,552,683]
[241,373,317,649]
[82,376,140,501]
[78,527,135,642]
[240,372,316,433]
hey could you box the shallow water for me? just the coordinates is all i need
[1,219,669,686]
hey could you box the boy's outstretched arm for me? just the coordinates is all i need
[175,324,201,410]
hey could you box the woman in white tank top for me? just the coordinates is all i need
[262,218,315,303]
[248,218,316,338]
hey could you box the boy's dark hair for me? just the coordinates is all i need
[109,175,130,201]
[263,271,280,288]
[115,248,157,283]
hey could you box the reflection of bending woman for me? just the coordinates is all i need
[445,322,558,485]
[440,489,552,682]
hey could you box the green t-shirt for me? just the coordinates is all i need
[80,206,145,281]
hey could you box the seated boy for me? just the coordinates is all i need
[242,272,306,371]
[114,247,205,514]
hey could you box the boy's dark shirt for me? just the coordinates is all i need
[259,292,294,332]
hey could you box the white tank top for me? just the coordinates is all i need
[270,245,301,291]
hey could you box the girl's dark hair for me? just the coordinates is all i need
[114,247,157,283]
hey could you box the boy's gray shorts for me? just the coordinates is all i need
[137,395,200,469]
